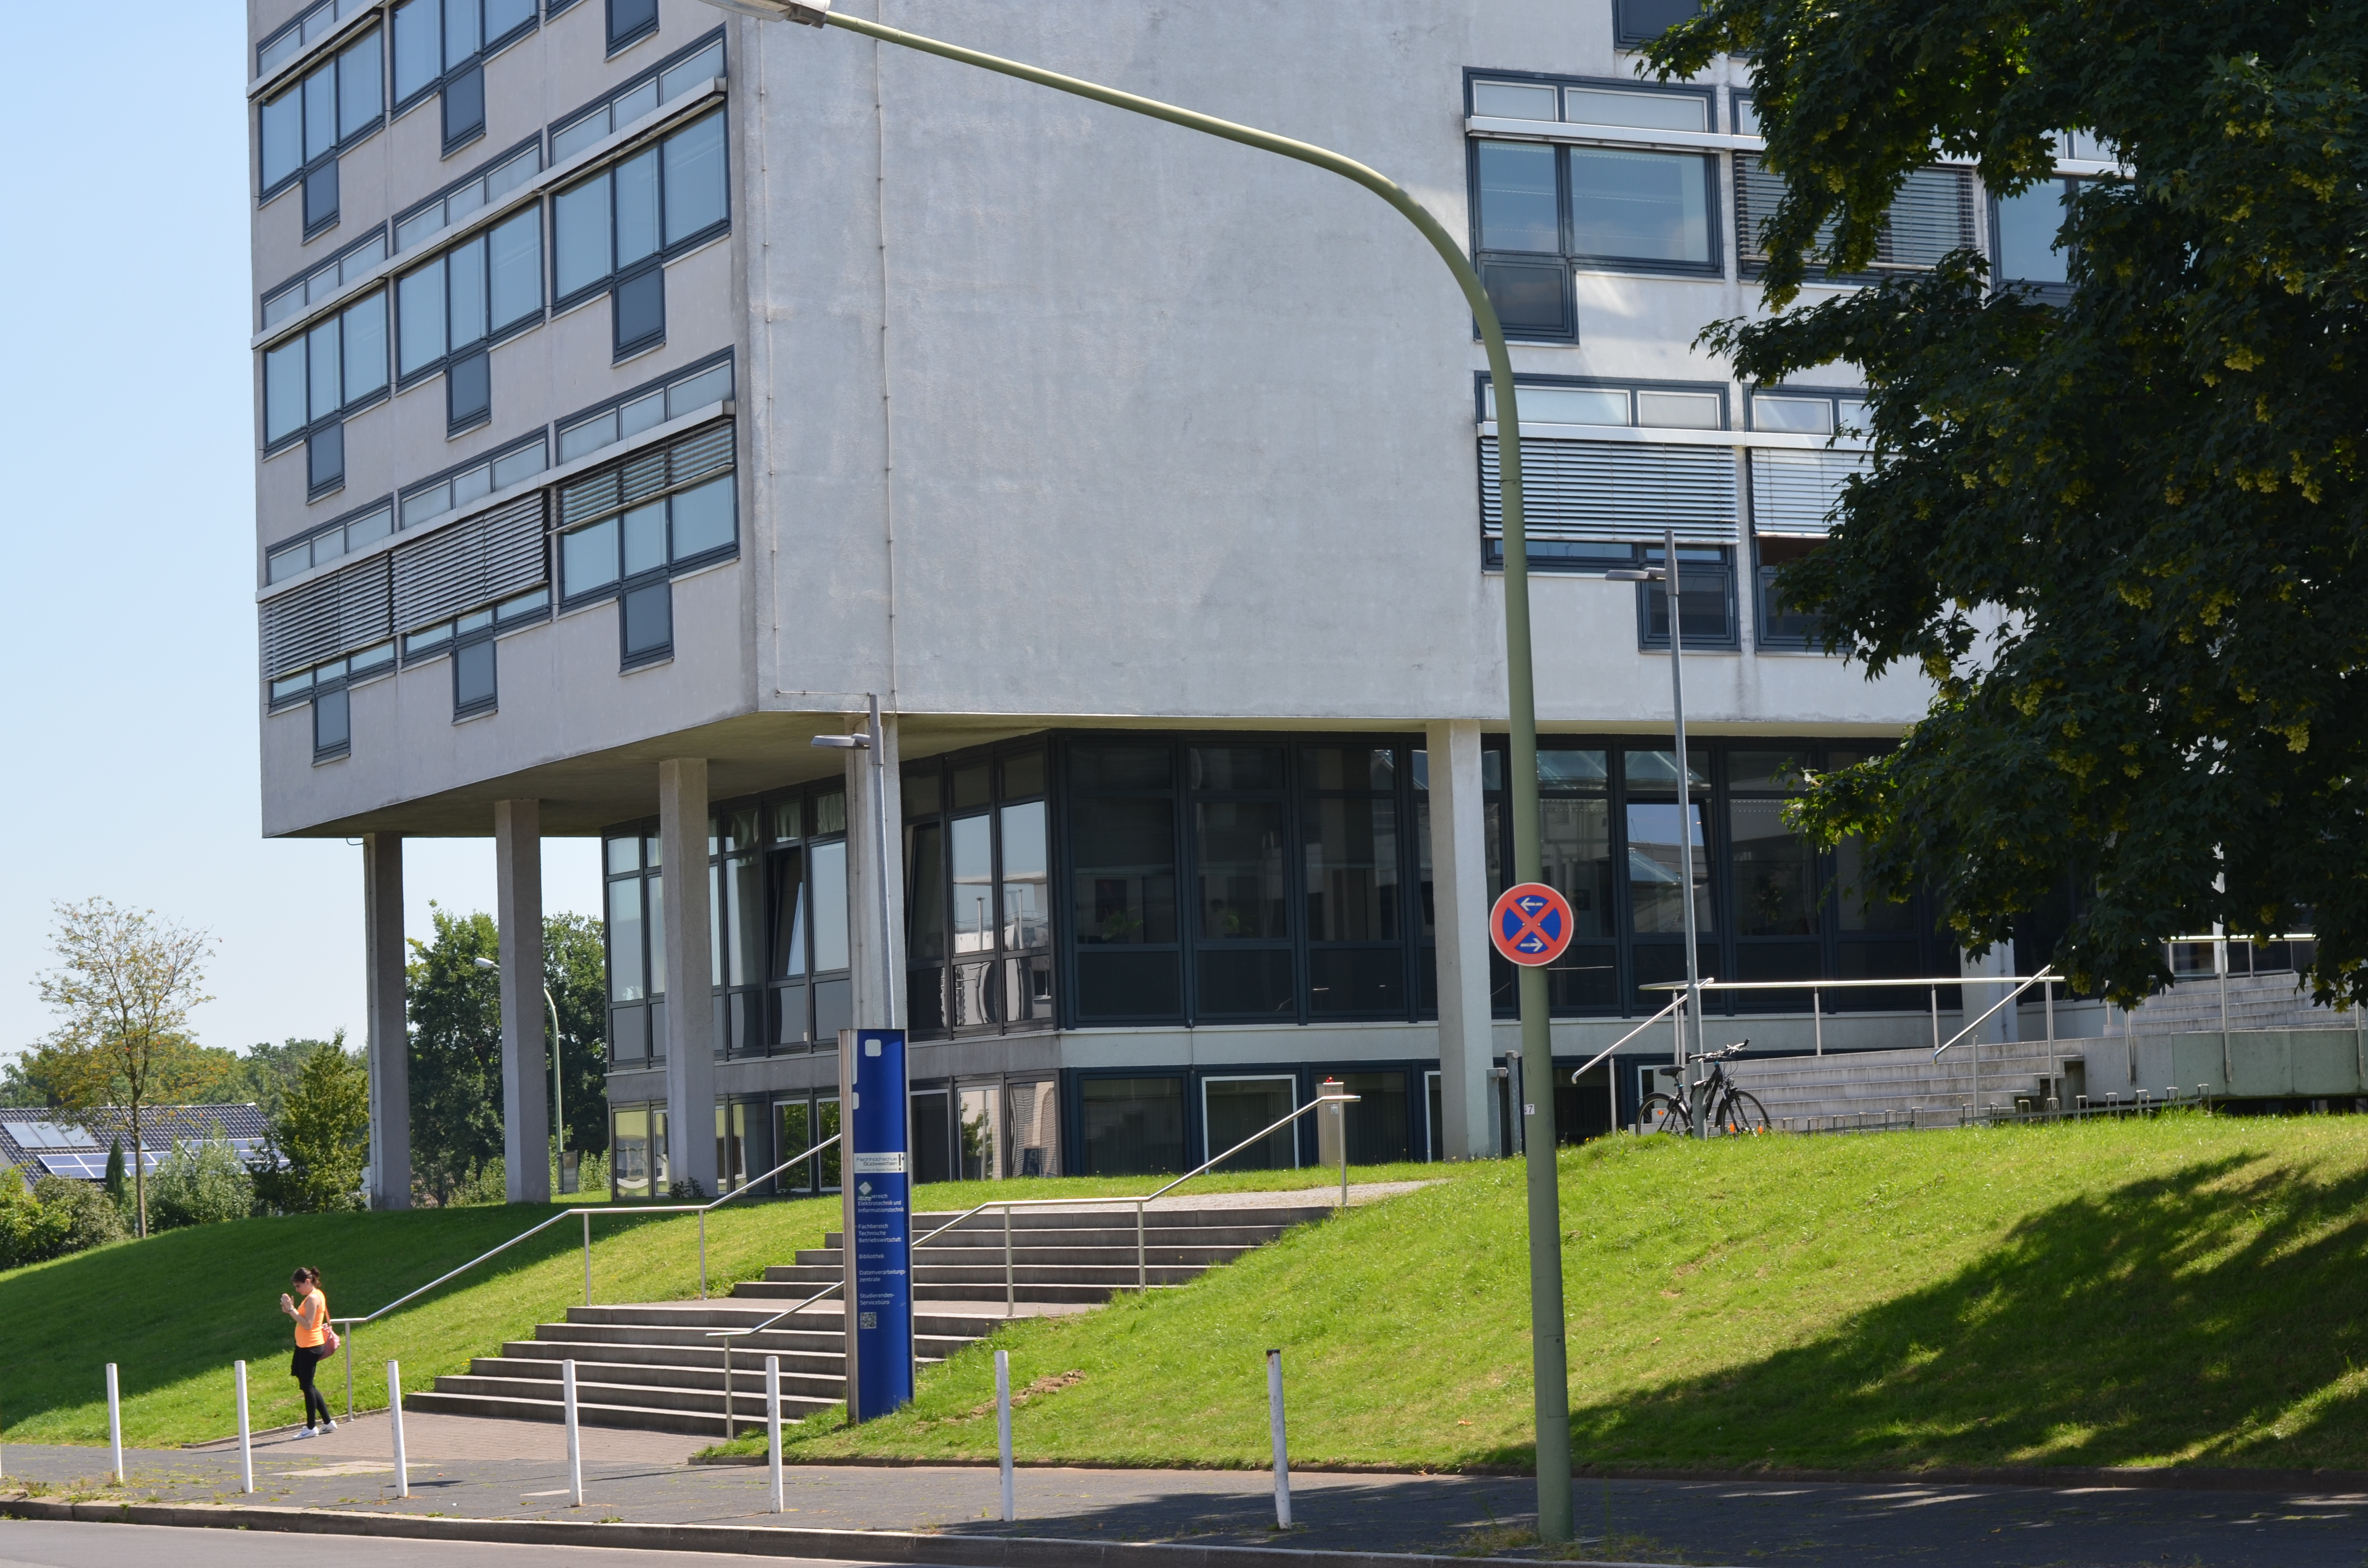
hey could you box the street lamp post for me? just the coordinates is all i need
[1610,527,1707,1136]
[812,693,898,1029]
[715,0,1570,1536]
[474,958,569,1181]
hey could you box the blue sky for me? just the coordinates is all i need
[0,1,600,1066]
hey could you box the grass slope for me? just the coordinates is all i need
[716,1116,2368,1474]
[0,1164,1430,1449]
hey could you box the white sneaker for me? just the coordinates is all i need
[322,1420,337,1433]
[295,1427,316,1439]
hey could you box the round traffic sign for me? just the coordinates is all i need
[1490,882,1575,967]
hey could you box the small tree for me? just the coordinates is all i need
[249,1045,370,1214]
[34,900,223,1237]
[103,1137,128,1212]
[406,907,506,1205]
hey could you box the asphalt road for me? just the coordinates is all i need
[0,1518,918,1568]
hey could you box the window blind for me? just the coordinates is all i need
[558,418,736,528]
[260,553,392,676]
[1749,449,1870,536]
[1735,157,1972,270]
[1480,436,1738,544]
[392,491,547,631]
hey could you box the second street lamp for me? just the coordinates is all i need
[474,956,570,1180]
[707,0,1574,1537]
[1608,527,1710,1136]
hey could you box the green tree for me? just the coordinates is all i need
[203,1036,347,1122]
[33,900,225,1237]
[248,1044,369,1214]
[1649,0,2368,1005]
[103,1137,128,1212]
[405,906,505,1205]
[545,912,610,1160]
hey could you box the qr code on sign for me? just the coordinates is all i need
[859,1312,877,1329]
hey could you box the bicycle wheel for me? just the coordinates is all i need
[1636,1092,1691,1136]
[1717,1090,1771,1137]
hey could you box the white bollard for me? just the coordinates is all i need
[995,1349,1014,1523]
[235,1361,254,1494]
[766,1355,784,1514]
[387,1360,409,1499]
[105,1362,123,1484]
[564,1359,583,1507]
[1266,1348,1291,1529]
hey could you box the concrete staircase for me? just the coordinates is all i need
[404,1201,1330,1435]
[1706,1038,2081,1129]
[2126,969,2333,1035]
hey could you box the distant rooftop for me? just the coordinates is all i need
[0,1104,269,1183]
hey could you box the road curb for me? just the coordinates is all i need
[0,1498,1634,1568]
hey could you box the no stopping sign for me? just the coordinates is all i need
[1490,882,1575,967]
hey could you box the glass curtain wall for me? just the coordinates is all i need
[602,829,665,1065]
[905,743,1054,1037]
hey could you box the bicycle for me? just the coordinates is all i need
[1636,1042,1770,1136]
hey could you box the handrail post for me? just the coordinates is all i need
[344,1328,354,1420]
[1136,1199,1147,1293]
[1004,1203,1014,1319]
[1337,1101,1349,1213]
[724,1334,734,1440]
[699,1210,709,1301]
[583,1210,593,1307]
[1813,987,1823,1057]
[1929,984,1939,1056]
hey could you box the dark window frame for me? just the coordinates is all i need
[449,608,499,720]
[606,0,660,56]
[901,742,1058,1042]
[549,108,733,337]
[1742,383,1865,653]
[261,290,392,460]
[258,26,386,220]
[1989,174,2084,300]
[389,0,540,155]
[391,205,547,401]
[1614,0,1705,49]
[1461,69,1725,342]
[552,427,742,671]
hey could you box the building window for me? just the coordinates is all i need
[1066,742,1184,1023]
[268,498,393,585]
[263,292,389,458]
[399,433,549,528]
[1303,747,1407,1017]
[307,424,346,497]
[258,0,379,77]
[450,609,498,718]
[267,640,392,761]
[261,228,388,332]
[607,0,659,55]
[395,208,544,396]
[555,424,740,669]
[552,110,729,356]
[259,27,383,232]
[1614,0,1703,46]
[1743,387,1868,651]
[553,35,725,161]
[771,1093,840,1193]
[1735,157,1974,280]
[402,588,548,668]
[395,141,543,253]
[1637,544,1739,650]
[1993,177,2081,294]
[903,746,1054,1039]
[392,0,537,153]
[312,685,351,760]
[602,832,666,1067]
[1079,1076,1185,1177]
[558,354,733,463]
[1466,76,1720,337]
[1478,375,1736,575]
[757,800,852,1056]
[607,1103,668,1198]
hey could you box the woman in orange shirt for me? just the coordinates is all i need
[279,1266,337,1436]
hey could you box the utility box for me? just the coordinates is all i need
[1316,1077,1346,1170]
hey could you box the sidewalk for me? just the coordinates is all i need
[5,1426,2363,1566]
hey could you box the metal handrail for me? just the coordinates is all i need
[711,1093,1364,1360]
[326,1134,842,1417]
[1568,992,1689,1087]
[1931,967,2057,1059]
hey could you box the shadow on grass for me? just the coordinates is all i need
[1556,1151,2368,1472]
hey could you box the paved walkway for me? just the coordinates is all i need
[5,1432,2363,1565]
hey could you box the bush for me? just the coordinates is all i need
[147,1139,256,1230]
[0,1168,124,1270]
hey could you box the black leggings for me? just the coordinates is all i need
[291,1347,332,1427]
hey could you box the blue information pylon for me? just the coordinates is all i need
[839,1027,913,1420]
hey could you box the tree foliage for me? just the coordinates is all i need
[0,1168,126,1271]
[1649,0,2368,1005]
[32,900,223,1236]
[201,1037,349,1122]
[406,907,505,1205]
[148,1139,258,1230]
[249,1043,370,1214]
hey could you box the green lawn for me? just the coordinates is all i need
[711,1115,2368,1475]
[0,1163,1431,1449]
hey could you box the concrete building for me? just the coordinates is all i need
[248,0,2138,1205]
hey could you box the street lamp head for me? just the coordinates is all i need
[1603,567,1665,582]
[698,0,827,23]
[472,956,499,972]
[810,733,869,750]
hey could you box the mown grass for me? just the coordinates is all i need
[708,1115,2368,1475]
[0,1162,1431,1448]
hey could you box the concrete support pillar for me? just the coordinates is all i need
[659,758,719,1197]
[496,799,551,1203]
[846,712,907,1030]
[1962,943,2019,1047]
[1427,720,1498,1159]
[362,833,411,1210]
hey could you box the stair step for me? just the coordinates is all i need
[405,1389,835,1434]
